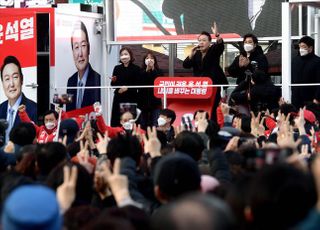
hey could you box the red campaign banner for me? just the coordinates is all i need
[154,77,213,99]
[65,105,94,119]
[0,11,37,68]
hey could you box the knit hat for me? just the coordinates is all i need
[59,119,79,145]
[2,185,62,230]
[153,154,201,199]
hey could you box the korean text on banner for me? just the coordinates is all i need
[0,12,37,68]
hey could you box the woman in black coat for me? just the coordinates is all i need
[228,33,268,84]
[110,47,141,127]
[137,52,162,130]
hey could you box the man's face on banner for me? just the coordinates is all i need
[72,29,89,73]
[2,63,23,102]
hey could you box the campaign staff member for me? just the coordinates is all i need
[66,21,101,111]
[0,55,37,143]
[18,105,58,143]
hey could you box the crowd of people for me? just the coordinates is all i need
[0,23,320,230]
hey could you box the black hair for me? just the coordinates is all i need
[248,164,316,230]
[43,110,59,120]
[107,133,143,165]
[151,193,235,230]
[174,131,205,161]
[243,33,258,44]
[36,142,67,177]
[64,206,101,230]
[9,122,36,146]
[0,171,33,205]
[153,154,201,200]
[71,21,90,53]
[1,55,23,81]
[193,109,210,120]
[159,109,176,125]
[299,35,314,48]
[199,31,212,42]
[46,162,93,206]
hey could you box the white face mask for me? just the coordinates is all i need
[157,117,167,127]
[45,122,56,130]
[194,121,199,128]
[145,58,153,66]
[299,48,309,56]
[244,44,254,52]
[120,54,130,63]
[122,121,133,130]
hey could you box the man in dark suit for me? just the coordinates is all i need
[0,55,37,143]
[66,21,101,111]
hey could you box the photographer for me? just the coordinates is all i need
[229,70,281,115]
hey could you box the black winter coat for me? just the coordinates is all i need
[291,52,320,109]
[137,68,162,110]
[183,41,228,85]
[228,46,268,84]
[111,63,141,126]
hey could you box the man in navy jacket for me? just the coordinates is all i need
[66,21,101,111]
[0,55,37,143]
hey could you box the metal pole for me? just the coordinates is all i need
[282,2,292,102]
[315,15,320,56]
[168,44,176,77]
[307,6,314,36]
[298,4,303,36]
[163,86,167,109]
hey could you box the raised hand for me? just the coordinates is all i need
[225,136,240,152]
[57,165,78,213]
[101,158,132,205]
[197,115,208,133]
[77,141,94,174]
[239,55,250,67]
[250,112,265,137]
[18,104,26,113]
[211,21,219,37]
[142,126,161,158]
[96,131,109,155]
[211,21,222,43]
[294,108,306,135]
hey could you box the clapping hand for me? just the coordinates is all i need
[239,55,250,67]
